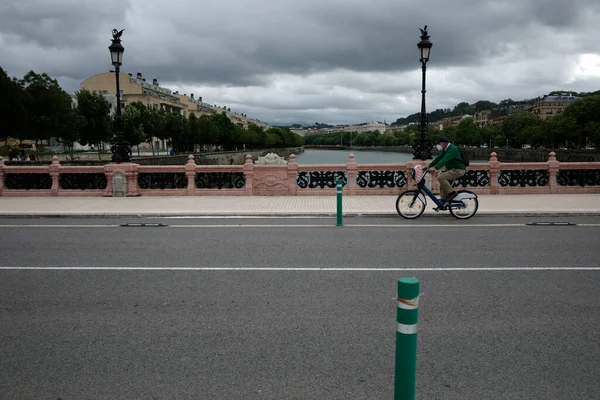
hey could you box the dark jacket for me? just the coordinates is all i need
[428,143,466,170]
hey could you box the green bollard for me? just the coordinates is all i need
[394,277,420,400]
[336,179,343,226]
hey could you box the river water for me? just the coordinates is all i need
[293,149,488,164]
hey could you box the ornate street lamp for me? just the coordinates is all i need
[412,25,433,160]
[108,29,131,163]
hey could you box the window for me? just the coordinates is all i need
[103,90,108,94]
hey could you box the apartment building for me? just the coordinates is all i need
[473,110,492,128]
[531,94,580,120]
[81,72,187,115]
[80,72,271,150]
[343,121,388,133]
[80,72,257,126]
[441,114,473,129]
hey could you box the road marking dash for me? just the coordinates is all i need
[1,267,598,271]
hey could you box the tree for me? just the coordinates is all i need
[19,71,73,149]
[0,67,27,144]
[75,89,112,158]
[561,95,600,147]
[481,124,499,148]
[122,102,149,155]
[143,108,166,155]
[451,102,475,116]
[211,112,237,150]
[541,114,578,148]
[247,123,266,149]
[164,110,189,153]
[501,111,541,148]
[195,114,215,151]
[57,108,84,160]
[474,100,497,111]
[455,118,480,146]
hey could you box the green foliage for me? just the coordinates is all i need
[501,112,542,147]
[0,67,27,142]
[561,94,600,147]
[122,101,149,147]
[75,89,112,150]
[1,66,301,155]
[18,71,73,145]
[451,102,475,116]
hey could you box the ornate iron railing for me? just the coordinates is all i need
[557,170,600,186]
[453,170,491,188]
[297,171,348,188]
[195,172,246,189]
[356,170,407,188]
[59,173,107,190]
[4,173,52,190]
[498,169,549,187]
[138,172,187,189]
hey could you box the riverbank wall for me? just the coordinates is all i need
[4,147,304,166]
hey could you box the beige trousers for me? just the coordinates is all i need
[437,169,466,198]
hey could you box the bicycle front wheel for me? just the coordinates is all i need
[449,190,479,219]
[396,190,426,219]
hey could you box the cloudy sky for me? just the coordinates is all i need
[1,0,599,125]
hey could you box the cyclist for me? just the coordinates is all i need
[427,137,466,208]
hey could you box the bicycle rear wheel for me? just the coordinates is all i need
[449,190,479,219]
[396,190,426,219]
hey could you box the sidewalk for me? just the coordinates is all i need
[0,194,599,217]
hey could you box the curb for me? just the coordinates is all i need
[0,211,599,218]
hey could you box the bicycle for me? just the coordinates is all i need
[396,165,479,219]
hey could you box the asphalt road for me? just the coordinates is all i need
[1,217,599,399]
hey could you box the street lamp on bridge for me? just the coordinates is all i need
[412,25,433,160]
[108,29,132,163]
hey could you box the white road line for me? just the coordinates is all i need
[0,224,122,228]
[166,224,530,228]
[1,267,598,271]
[0,223,596,228]
[156,215,332,219]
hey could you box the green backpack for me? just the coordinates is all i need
[457,147,470,167]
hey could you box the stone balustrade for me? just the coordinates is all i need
[1,152,599,197]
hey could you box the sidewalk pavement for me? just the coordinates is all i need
[0,194,599,217]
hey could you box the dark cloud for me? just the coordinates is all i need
[0,0,599,123]
[0,1,130,48]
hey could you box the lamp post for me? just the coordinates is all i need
[412,25,433,160]
[108,29,131,163]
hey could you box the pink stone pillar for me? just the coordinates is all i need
[103,169,113,197]
[0,156,5,196]
[287,154,298,195]
[243,154,254,195]
[405,161,416,190]
[489,152,500,194]
[347,153,358,195]
[104,163,140,197]
[127,164,140,196]
[430,168,440,194]
[185,154,196,195]
[49,155,60,196]
[547,152,560,194]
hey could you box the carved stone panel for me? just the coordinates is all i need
[253,169,288,195]
[112,172,127,197]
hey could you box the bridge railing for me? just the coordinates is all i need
[1,152,599,196]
